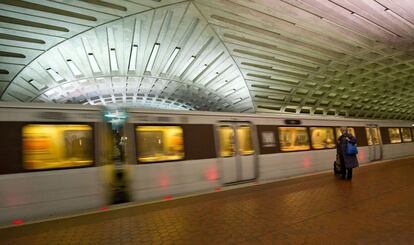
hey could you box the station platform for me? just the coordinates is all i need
[1,157,414,244]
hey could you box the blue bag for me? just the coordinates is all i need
[346,142,358,155]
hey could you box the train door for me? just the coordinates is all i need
[218,122,256,184]
[366,125,382,161]
[103,109,130,204]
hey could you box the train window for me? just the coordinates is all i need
[136,126,184,163]
[401,128,412,142]
[278,127,310,152]
[388,128,402,143]
[237,126,254,155]
[23,124,93,170]
[219,126,235,157]
[366,128,380,145]
[335,127,355,139]
[310,127,335,149]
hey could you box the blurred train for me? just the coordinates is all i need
[1,102,414,225]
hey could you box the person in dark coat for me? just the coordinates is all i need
[337,127,358,180]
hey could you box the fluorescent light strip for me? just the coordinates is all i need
[270,76,298,84]
[224,89,236,97]
[61,83,72,89]
[129,44,138,71]
[385,9,414,28]
[87,53,101,73]
[162,47,180,73]
[66,59,82,76]
[46,68,64,82]
[29,79,46,90]
[233,98,243,104]
[213,81,226,90]
[268,95,284,100]
[45,89,57,97]
[179,55,196,76]
[351,12,401,37]
[109,48,119,71]
[320,17,373,40]
[145,43,160,72]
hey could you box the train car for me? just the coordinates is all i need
[124,108,414,202]
[1,102,413,225]
[0,102,112,225]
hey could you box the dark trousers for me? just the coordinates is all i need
[340,155,353,180]
[344,168,352,179]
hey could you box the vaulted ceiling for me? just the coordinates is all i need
[1,0,414,119]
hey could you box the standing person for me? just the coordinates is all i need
[337,127,359,180]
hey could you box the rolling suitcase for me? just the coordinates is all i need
[333,154,342,176]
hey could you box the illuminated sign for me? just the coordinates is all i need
[284,119,301,125]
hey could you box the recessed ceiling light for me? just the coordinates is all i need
[213,81,226,90]
[46,68,64,82]
[87,53,101,73]
[145,43,160,72]
[28,79,46,90]
[129,44,138,71]
[351,12,400,37]
[385,9,414,28]
[44,88,57,97]
[162,47,180,74]
[61,83,72,89]
[224,89,236,97]
[178,55,196,76]
[66,59,82,76]
[109,48,119,71]
[233,98,243,104]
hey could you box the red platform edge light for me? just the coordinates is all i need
[12,219,24,225]
[99,207,108,211]
[164,195,173,200]
[214,187,221,192]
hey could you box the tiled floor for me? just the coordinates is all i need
[2,157,414,244]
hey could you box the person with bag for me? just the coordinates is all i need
[337,126,358,180]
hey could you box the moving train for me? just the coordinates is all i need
[0,102,413,225]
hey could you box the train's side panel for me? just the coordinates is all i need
[258,147,371,181]
[125,113,221,201]
[129,159,220,201]
[0,104,109,225]
[258,150,334,180]
[382,143,414,160]
[255,117,365,180]
[377,122,414,160]
[125,110,414,203]
[0,168,106,224]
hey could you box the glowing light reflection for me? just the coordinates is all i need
[206,166,218,181]
[303,157,311,168]
[12,220,24,225]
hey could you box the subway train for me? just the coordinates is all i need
[1,102,414,225]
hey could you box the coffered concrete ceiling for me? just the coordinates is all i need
[1,0,414,119]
